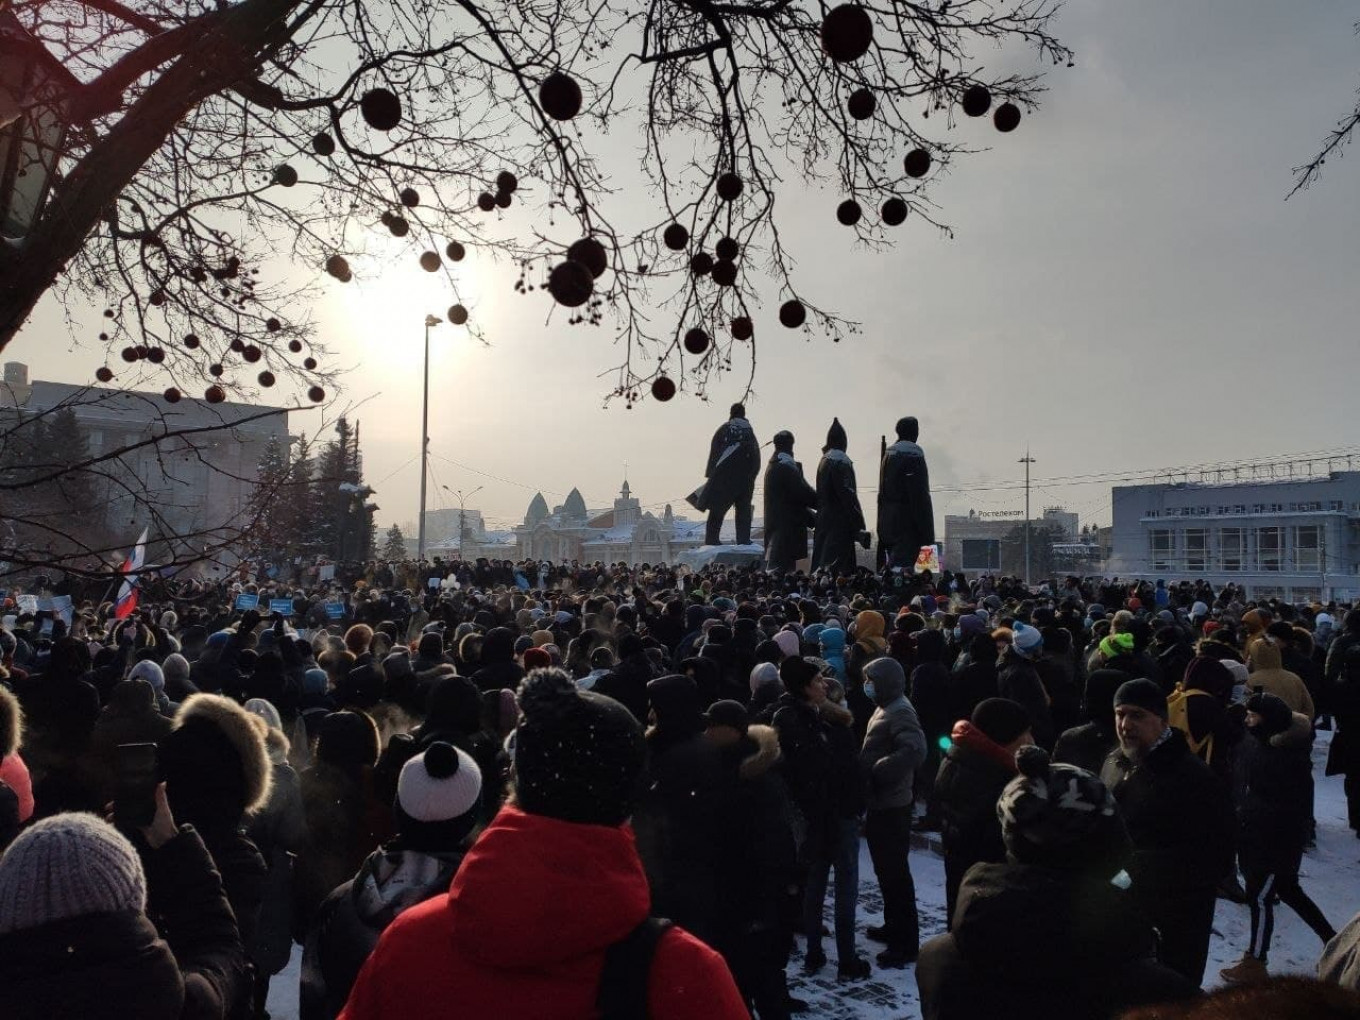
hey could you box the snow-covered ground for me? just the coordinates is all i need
[266,733,1360,1019]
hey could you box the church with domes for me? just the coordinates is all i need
[513,480,761,565]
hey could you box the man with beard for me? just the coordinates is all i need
[1100,679,1235,988]
[812,418,868,575]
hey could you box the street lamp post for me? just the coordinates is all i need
[1019,450,1036,587]
[443,485,483,560]
[416,314,441,563]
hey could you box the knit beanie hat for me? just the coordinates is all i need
[162,652,190,683]
[773,630,801,660]
[997,746,1127,872]
[303,668,329,696]
[523,647,552,671]
[1099,632,1135,659]
[0,814,146,934]
[971,698,1033,747]
[383,651,414,680]
[1011,623,1043,659]
[1183,657,1234,700]
[513,669,645,827]
[127,659,165,692]
[779,655,821,696]
[1113,678,1168,720]
[750,661,780,696]
[394,742,482,850]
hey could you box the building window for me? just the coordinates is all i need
[1185,529,1208,572]
[1294,525,1321,572]
[960,539,1001,571]
[1258,527,1282,572]
[1150,529,1174,571]
[1219,528,1243,572]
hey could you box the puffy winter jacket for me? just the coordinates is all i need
[339,806,747,1020]
[858,659,927,811]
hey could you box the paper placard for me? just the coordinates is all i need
[269,598,295,616]
[914,544,942,575]
[324,602,345,619]
[234,593,260,611]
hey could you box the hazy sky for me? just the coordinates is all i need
[11,0,1360,539]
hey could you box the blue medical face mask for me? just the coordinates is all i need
[862,679,876,702]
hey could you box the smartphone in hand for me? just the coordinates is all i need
[114,743,159,829]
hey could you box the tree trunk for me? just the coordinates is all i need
[0,0,303,353]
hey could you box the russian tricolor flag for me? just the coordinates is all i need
[113,527,148,620]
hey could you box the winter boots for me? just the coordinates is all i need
[1219,955,1269,985]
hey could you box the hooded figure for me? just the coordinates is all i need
[701,403,762,547]
[812,418,867,575]
[877,416,936,569]
[762,431,817,572]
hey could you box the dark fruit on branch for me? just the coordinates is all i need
[147,347,165,364]
[274,164,298,187]
[690,252,713,276]
[448,304,469,325]
[205,385,226,403]
[243,345,262,363]
[360,88,402,131]
[779,300,806,328]
[651,376,676,402]
[326,254,351,279]
[266,317,281,332]
[446,240,466,262]
[548,261,594,307]
[715,236,739,261]
[96,367,114,382]
[288,339,303,353]
[962,85,991,117]
[848,88,876,120]
[134,345,148,359]
[663,223,689,251]
[716,173,743,202]
[731,316,753,340]
[149,289,166,306]
[163,387,180,403]
[210,363,224,377]
[388,216,409,237]
[904,148,931,178]
[230,338,246,353]
[258,371,275,387]
[837,199,862,226]
[994,101,1021,132]
[185,334,200,349]
[711,259,737,286]
[420,251,442,272]
[495,191,512,208]
[821,5,874,63]
[311,132,335,156]
[684,328,710,354]
[304,357,318,370]
[567,238,607,279]
[121,347,138,363]
[400,187,420,207]
[308,386,326,403]
[539,72,583,120]
[881,197,908,225]
[477,192,496,212]
[496,170,518,194]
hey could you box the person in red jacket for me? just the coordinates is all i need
[340,667,748,1020]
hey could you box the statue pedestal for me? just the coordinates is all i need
[677,544,764,571]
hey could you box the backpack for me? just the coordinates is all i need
[597,917,673,1020]
[1166,684,1217,762]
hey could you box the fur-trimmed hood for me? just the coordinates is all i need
[739,724,781,780]
[1269,712,1315,751]
[0,687,21,759]
[169,693,273,815]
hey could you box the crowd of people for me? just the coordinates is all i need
[2,561,1360,1019]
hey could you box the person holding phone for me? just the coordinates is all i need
[0,785,249,1018]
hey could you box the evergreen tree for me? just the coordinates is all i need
[245,434,292,564]
[311,417,372,563]
[382,524,407,561]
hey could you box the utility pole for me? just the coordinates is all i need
[1020,450,1036,587]
[417,313,440,563]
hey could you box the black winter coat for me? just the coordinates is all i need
[997,649,1054,749]
[772,694,862,850]
[1052,722,1117,776]
[762,453,817,571]
[1100,729,1235,898]
[0,826,249,1020]
[812,450,866,574]
[916,862,1197,1020]
[932,722,1016,923]
[1236,713,1315,876]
